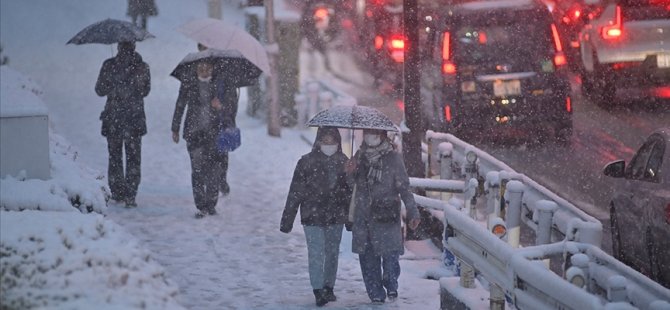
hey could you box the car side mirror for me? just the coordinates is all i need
[603,160,626,178]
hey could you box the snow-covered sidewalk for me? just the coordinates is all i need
[1,0,443,308]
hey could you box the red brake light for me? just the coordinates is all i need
[551,24,567,67]
[444,105,452,122]
[388,35,405,63]
[390,37,405,50]
[314,8,329,19]
[374,35,383,50]
[566,96,572,113]
[442,32,456,74]
[602,5,622,40]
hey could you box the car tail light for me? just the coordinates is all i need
[388,34,405,63]
[551,24,567,67]
[602,5,622,40]
[566,96,572,113]
[374,35,383,50]
[314,7,329,19]
[442,31,456,74]
[444,105,452,122]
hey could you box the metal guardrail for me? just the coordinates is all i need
[409,131,670,309]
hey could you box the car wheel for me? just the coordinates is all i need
[610,206,625,262]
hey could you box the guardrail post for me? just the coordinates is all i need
[464,178,478,219]
[485,171,501,223]
[536,200,557,246]
[567,219,603,248]
[565,253,589,290]
[438,142,453,180]
[459,260,476,289]
[505,180,524,248]
[607,275,627,303]
[490,284,505,310]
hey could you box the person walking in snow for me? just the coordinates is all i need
[171,60,226,218]
[127,0,158,30]
[280,127,352,307]
[196,43,239,197]
[344,128,421,304]
[95,41,150,208]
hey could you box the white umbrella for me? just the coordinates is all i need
[177,18,271,75]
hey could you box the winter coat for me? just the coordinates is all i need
[280,128,352,231]
[127,0,158,17]
[95,51,150,138]
[349,149,420,255]
[171,76,225,147]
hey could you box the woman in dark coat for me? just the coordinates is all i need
[280,127,352,307]
[345,129,421,304]
[95,41,150,207]
[127,0,157,30]
[171,61,225,218]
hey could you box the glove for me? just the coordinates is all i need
[345,221,353,232]
[280,224,292,234]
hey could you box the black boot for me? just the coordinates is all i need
[313,289,328,307]
[323,286,336,302]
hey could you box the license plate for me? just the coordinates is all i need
[657,54,670,68]
[493,79,521,97]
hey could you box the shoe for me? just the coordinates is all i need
[125,198,137,208]
[220,182,230,196]
[371,298,385,305]
[323,286,336,302]
[194,211,207,219]
[206,208,217,216]
[387,291,398,301]
[313,289,328,307]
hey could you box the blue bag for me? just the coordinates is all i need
[217,127,241,152]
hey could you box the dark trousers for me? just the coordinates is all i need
[187,139,222,212]
[220,151,229,192]
[131,14,148,30]
[107,135,141,201]
[358,241,400,301]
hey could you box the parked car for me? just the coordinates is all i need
[423,0,573,142]
[604,127,670,288]
[579,0,670,108]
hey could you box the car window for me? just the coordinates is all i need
[644,135,665,182]
[627,134,664,182]
[451,9,553,74]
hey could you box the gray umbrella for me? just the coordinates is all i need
[306,105,398,132]
[67,19,154,45]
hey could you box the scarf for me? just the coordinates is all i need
[362,140,394,184]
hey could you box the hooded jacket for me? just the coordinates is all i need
[280,127,352,231]
[95,51,150,138]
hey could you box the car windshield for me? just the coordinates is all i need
[452,8,554,74]
[620,0,670,21]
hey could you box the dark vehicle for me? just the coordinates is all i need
[604,127,670,289]
[550,0,599,73]
[424,0,573,142]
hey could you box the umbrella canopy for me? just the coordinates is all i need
[67,18,154,45]
[177,18,270,75]
[306,105,398,132]
[170,49,262,87]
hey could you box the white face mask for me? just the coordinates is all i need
[198,76,212,82]
[364,134,382,147]
[320,144,338,156]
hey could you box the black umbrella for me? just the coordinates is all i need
[170,49,262,88]
[306,105,398,132]
[67,18,154,45]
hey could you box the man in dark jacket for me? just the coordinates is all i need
[280,127,352,307]
[172,60,225,218]
[95,41,150,208]
[127,0,157,30]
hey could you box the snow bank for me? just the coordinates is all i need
[0,210,183,310]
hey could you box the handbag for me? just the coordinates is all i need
[217,127,241,152]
